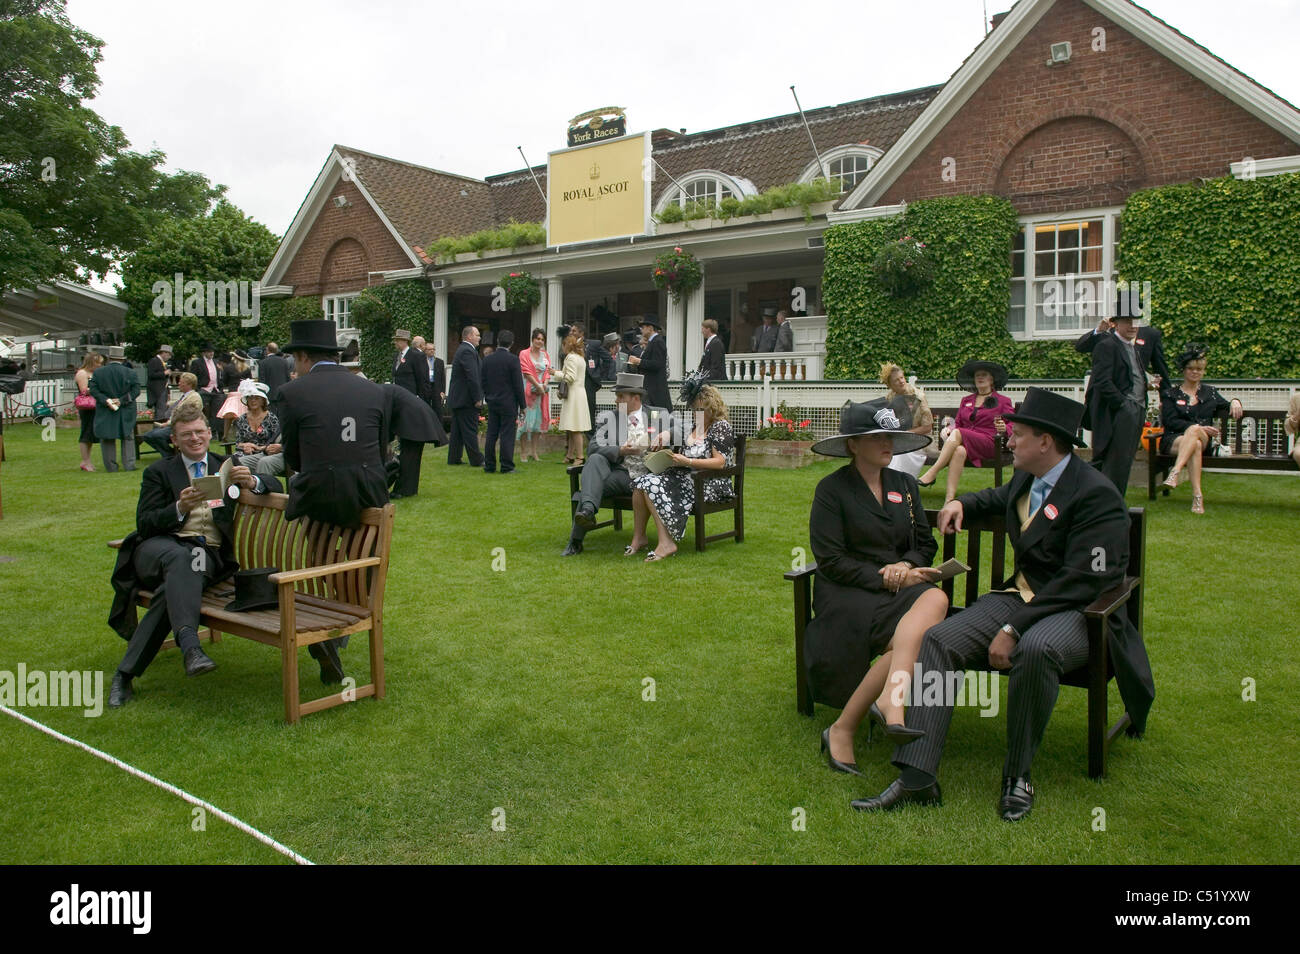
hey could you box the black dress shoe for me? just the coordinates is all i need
[183,646,217,676]
[308,640,345,685]
[573,507,597,531]
[561,540,583,556]
[851,778,942,812]
[999,776,1034,822]
[109,672,133,708]
[821,728,864,777]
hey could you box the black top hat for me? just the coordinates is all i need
[285,320,341,354]
[200,342,216,353]
[1004,387,1087,448]
[638,314,661,330]
[621,330,641,345]
[812,396,932,457]
[224,567,281,612]
[956,359,1009,393]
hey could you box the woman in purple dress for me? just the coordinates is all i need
[918,359,1013,503]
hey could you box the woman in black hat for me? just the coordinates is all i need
[1158,343,1243,514]
[804,397,947,776]
[918,359,1014,502]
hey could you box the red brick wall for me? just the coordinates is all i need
[279,178,414,298]
[881,0,1299,214]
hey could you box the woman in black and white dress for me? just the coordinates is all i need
[630,373,734,562]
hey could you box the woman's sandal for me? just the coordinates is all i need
[624,543,647,557]
[917,475,937,487]
[644,550,674,563]
[1191,494,1204,515]
[1162,471,1179,490]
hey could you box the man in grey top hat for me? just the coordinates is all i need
[562,372,676,556]
[752,308,779,352]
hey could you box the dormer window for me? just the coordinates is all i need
[654,170,756,213]
[799,145,883,193]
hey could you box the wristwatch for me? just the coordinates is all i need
[1000,623,1020,641]
[900,560,916,569]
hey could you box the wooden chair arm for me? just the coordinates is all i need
[269,557,382,585]
[784,562,819,581]
[108,539,124,549]
[1082,576,1139,620]
[565,464,583,476]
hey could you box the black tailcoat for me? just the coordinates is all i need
[638,333,671,410]
[1084,332,1145,456]
[278,363,388,528]
[957,454,1155,733]
[699,335,727,382]
[257,353,292,402]
[393,346,431,401]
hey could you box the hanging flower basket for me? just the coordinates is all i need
[500,271,542,312]
[651,246,703,303]
[874,235,935,296]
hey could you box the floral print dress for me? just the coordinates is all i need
[633,419,735,541]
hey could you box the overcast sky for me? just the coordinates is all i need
[65,0,1300,257]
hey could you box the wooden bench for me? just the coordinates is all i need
[566,435,746,552]
[785,506,1146,778]
[929,407,1011,486]
[110,490,393,722]
[1148,408,1296,499]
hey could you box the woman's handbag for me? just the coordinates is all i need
[74,392,97,410]
[557,380,570,400]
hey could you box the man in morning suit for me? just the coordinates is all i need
[447,325,485,466]
[774,310,794,353]
[1082,311,1151,493]
[1074,295,1170,390]
[481,329,527,474]
[852,389,1154,821]
[423,340,446,420]
[106,403,281,707]
[751,307,778,352]
[146,345,172,419]
[389,330,433,498]
[585,332,618,437]
[278,319,391,683]
[188,342,224,433]
[698,318,727,382]
[627,316,671,411]
[257,341,293,418]
[563,373,677,556]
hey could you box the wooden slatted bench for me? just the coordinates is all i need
[565,435,746,552]
[929,408,1011,486]
[110,490,394,722]
[1148,408,1296,499]
[785,506,1146,778]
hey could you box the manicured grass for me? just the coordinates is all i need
[0,422,1296,863]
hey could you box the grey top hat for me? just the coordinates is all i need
[393,329,412,341]
[158,344,173,354]
[602,332,620,347]
[613,372,647,395]
[812,396,932,457]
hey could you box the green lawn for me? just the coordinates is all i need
[0,421,1296,864]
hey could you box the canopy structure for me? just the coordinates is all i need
[0,281,125,340]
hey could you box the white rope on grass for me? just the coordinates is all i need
[1,705,314,865]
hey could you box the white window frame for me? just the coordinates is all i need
[1008,206,1123,341]
[653,170,756,214]
[798,145,883,193]
[323,293,359,332]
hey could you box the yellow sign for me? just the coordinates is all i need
[547,132,650,247]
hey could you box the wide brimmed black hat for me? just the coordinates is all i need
[812,396,932,457]
[1004,387,1087,448]
[224,567,281,612]
[285,320,341,354]
[956,359,1009,392]
[638,314,661,330]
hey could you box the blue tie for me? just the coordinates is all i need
[1029,477,1048,515]
[192,460,204,479]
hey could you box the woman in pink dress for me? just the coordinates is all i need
[517,327,553,462]
[918,359,1013,503]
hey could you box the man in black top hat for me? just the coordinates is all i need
[146,345,172,419]
[852,388,1154,822]
[106,403,281,708]
[1084,310,1151,493]
[627,316,671,411]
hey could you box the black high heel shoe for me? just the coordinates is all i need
[820,728,865,777]
[917,475,937,487]
[870,702,925,744]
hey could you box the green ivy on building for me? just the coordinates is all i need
[349,280,437,382]
[1118,172,1300,378]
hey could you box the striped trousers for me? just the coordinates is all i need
[894,592,1091,780]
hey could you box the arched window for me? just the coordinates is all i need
[799,145,883,193]
[654,170,756,213]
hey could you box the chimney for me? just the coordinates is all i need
[991,10,1010,30]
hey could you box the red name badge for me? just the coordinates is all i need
[1043,504,1058,520]
[887,491,903,503]
[1136,338,1146,345]
[1177,399,1187,406]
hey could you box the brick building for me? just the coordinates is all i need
[259,0,1300,377]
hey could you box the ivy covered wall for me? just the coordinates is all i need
[1118,172,1300,378]
[823,195,1091,382]
[349,280,436,383]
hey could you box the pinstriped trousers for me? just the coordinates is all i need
[893,592,1091,780]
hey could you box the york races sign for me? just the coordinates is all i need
[547,121,650,247]
[567,107,628,147]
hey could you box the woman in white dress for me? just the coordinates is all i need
[881,363,933,478]
[557,332,590,464]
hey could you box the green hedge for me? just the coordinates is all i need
[349,280,436,382]
[823,195,1091,381]
[1118,172,1300,377]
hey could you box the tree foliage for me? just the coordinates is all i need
[118,201,279,362]
[0,0,223,293]
[1118,173,1300,378]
